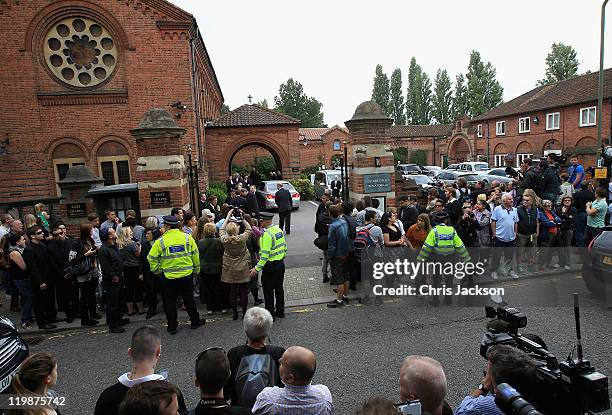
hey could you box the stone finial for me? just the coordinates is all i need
[130,108,186,140]
[348,101,390,122]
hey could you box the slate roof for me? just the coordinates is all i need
[209,104,300,128]
[473,68,612,121]
[390,124,453,138]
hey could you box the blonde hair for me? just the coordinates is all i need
[203,222,216,238]
[225,221,239,236]
[145,216,159,229]
[117,226,134,248]
[194,217,209,241]
[522,189,541,207]
[23,214,37,230]
[418,213,431,232]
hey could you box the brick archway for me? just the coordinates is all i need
[226,138,287,176]
[448,135,472,162]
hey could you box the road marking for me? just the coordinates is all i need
[309,201,319,207]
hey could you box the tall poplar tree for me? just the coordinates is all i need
[389,68,405,125]
[371,64,390,115]
[432,69,452,124]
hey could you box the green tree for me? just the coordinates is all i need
[371,64,390,116]
[257,99,269,108]
[410,149,428,166]
[465,50,503,117]
[432,69,452,124]
[221,104,230,114]
[537,43,579,86]
[274,78,327,127]
[452,73,467,119]
[389,68,406,125]
[406,57,432,125]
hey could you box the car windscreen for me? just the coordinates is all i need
[474,164,489,171]
[463,174,478,181]
[412,176,430,185]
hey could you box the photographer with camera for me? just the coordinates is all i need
[455,345,538,415]
[399,355,448,415]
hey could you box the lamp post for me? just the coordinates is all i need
[597,0,609,150]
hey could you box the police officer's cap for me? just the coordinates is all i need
[434,211,450,223]
[162,215,180,225]
[259,212,275,221]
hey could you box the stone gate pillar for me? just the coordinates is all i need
[130,109,189,218]
[345,101,395,210]
[57,166,104,233]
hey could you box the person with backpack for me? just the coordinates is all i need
[191,348,251,415]
[539,160,561,205]
[457,178,472,205]
[225,307,285,410]
[326,205,350,308]
[341,202,359,291]
[314,202,333,284]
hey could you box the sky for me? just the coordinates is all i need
[170,0,612,127]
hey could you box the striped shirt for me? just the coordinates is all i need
[252,384,334,415]
[455,394,503,415]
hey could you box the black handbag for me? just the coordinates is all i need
[64,255,93,280]
[313,235,328,251]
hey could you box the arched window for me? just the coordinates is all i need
[96,140,130,185]
[52,142,85,195]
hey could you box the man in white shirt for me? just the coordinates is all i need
[0,214,13,239]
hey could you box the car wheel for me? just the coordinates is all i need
[582,263,604,298]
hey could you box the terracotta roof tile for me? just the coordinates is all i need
[473,68,612,121]
[390,124,453,138]
[210,104,300,128]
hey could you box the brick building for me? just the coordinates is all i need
[443,69,612,168]
[0,0,223,219]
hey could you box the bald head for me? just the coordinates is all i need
[399,356,447,415]
[280,346,317,386]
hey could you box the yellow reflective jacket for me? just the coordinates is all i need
[254,225,287,271]
[147,229,200,279]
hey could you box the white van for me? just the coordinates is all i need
[458,162,489,173]
[310,169,342,198]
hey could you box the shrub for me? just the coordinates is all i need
[410,149,428,166]
[206,181,227,204]
[289,178,315,201]
[300,165,321,179]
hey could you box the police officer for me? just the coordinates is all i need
[417,211,471,306]
[249,212,286,319]
[147,215,204,334]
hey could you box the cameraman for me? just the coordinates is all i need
[455,345,538,415]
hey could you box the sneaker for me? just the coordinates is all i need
[491,271,499,280]
[109,326,125,334]
[322,275,330,284]
[563,265,571,270]
[509,271,519,279]
[327,300,344,308]
[342,296,350,304]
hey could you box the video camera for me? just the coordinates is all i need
[480,295,609,415]
[228,205,243,222]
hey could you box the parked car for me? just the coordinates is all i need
[446,163,461,171]
[310,169,342,199]
[420,165,442,177]
[582,226,612,302]
[458,162,489,173]
[436,171,479,187]
[395,164,422,178]
[0,317,29,393]
[403,174,437,190]
[256,180,300,210]
[478,168,515,185]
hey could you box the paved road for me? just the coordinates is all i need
[283,200,321,268]
[24,272,612,415]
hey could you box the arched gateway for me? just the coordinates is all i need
[205,104,301,183]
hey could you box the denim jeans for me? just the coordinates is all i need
[13,279,33,325]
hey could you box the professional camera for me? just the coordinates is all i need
[480,296,609,415]
[228,205,243,222]
[496,383,543,415]
[395,400,421,415]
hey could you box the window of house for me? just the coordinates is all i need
[518,117,530,133]
[494,154,505,167]
[477,124,483,137]
[495,121,505,136]
[97,156,130,186]
[516,153,533,166]
[53,157,85,196]
[546,112,560,130]
[579,106,596,127]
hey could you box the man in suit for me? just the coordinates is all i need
[274,182,293,235]
[398,195,419,231]
[244,186,260,219]
[331,176,342,199]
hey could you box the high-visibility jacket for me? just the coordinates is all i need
[417,225,470,262]
[255,225,287,272]
[147,229,200,279]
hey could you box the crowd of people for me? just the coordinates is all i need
[313,155,612,306]
[0,194,288,334]
[6,305,549,415]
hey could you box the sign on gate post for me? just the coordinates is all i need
[363,174,391,193]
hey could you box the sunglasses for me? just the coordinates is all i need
[196,347,226,363]
[34,231,44,235]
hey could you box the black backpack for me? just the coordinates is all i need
[458,188,471,204]
[234,353,278,409]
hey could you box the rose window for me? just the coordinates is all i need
[43,17,118,88]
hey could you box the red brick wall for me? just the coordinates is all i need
[465,101,612,168]
[0,0,222,205]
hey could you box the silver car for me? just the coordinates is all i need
[478,168,514,185]
[436,171,479,187]
[256,180,301,210]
